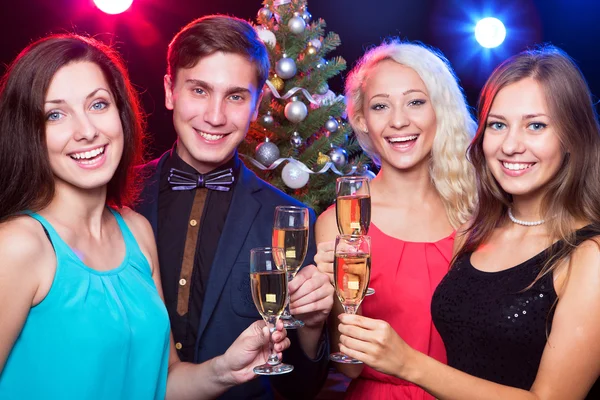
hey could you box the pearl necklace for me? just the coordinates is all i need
[507,208,545,226]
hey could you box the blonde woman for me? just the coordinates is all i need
[315,40,476,399]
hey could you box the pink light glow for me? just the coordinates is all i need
[93,0,134,15]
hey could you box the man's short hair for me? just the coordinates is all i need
[167,15,270,89]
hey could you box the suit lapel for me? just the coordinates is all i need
[197,164,262,341]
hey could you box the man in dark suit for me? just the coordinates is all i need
[136,15,334,399]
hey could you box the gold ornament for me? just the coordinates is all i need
[270,75,284,92]
[305,44,317,56]
[316,152,331,167]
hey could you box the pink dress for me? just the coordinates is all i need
[345,223,453,400]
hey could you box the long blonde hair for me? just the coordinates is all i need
[345,40,476,228]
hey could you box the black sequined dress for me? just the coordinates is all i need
[431,225,600,398]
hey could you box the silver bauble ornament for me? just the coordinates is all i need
[281,162,310,189]
[324,117,339,133]
[313,90,336,107]
[255,139,280,167]
[288,16,306,34]
[261,112,274,126]
[256,28,276,48]
[300,9,312,23]
[284,99,308,123]
[328,146,348,168]
[357,164,369,175]
[309,38,322,51]
[290,132,304,148]
[316,82,329,95]
[258,7,273,21]
[357,164,376,179]
[275,57,297,79]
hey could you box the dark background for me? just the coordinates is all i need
[2,0,599,158]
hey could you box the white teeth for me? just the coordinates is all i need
[389,135,418,143]
[70,146,105,160]
[503,162,533,171]
[198,131,225,141]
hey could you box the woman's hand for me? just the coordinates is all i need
[338,313,416,379]
[216,320,290,386]
[314,241,335,284]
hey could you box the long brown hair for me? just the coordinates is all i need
[0,34,147,222]
[457,45,600,282]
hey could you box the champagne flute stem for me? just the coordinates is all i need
[343,304,358,315]
[266,316,280,366]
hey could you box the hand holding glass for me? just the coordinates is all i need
[250,247,294,375]
[330,234,371,364]
[272,206,309,329]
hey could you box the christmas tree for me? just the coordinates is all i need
[239,0,371,214]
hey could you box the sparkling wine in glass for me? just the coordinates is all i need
[330,234,371,364]
[336,176,371,235]
[250,247,294,375]
[336,177,374,296]
[272,206,309,329]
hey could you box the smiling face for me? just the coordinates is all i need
[483,78,565,202]
[165,51,262,173]
[44,61,124,192]
[356,60,437,172]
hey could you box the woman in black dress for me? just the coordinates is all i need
[334,45,600,399]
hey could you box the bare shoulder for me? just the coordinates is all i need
[552,235,600,297]
[117,207,157,271]
[316,205,338,243]
[118,207,154,241]
[570,236,600,275]
[0,216,52,267]
[317,206,337,230]
[0,216,53,291]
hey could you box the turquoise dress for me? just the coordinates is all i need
[0,209,170,400]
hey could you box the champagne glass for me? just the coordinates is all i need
[330,234,372,364]
[250,247,294,375]
[272,206,309,329]
[336,176,375,296]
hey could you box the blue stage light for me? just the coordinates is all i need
[475,17,506,48]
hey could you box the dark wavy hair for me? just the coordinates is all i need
[457,45,600,286]
[167,14,270,89]
[0,34,147,222]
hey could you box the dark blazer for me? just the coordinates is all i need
[136,151,329,399]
